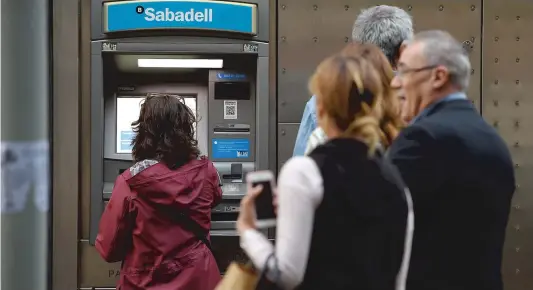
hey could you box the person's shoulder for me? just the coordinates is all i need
[396,122,437,142]
[199,156,220,173]
[279,156,323,198]
[307,95,317,104]
[280,156,319,178]
[282,155,316,169]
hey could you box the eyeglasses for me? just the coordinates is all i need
[396,65,438,77]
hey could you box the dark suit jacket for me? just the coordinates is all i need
[388,98,515,290]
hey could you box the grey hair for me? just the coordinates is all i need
[411,30,471,91]
[352,5,414,65]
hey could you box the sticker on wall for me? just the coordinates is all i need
[224,100,238,120]
[0,141,50,214]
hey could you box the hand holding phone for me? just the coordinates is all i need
[246,170,277,229]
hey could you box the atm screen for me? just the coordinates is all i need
[116,96,197,154]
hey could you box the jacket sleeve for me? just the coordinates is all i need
[293,97,318,157]
[388,124,449,201]
[95,174,135,263]
[209,162,223,207]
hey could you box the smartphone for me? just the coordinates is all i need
[246,170,277,228]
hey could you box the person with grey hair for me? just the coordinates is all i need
[388,30,515,290]
[294,5,414,156]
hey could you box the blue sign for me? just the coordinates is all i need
[212,138,250,159]
[216,72,247,81]
[104,0,258,35]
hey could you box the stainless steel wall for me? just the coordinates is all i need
[483,1,533,289]
[277,0,482,170]
[276,1,532,289]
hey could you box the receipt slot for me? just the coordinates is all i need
[87,0,272,255]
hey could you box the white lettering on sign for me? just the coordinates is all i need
[243,44,258,53]
[144,8,213,22]
[224,206,239,212]
[102,42,117,51]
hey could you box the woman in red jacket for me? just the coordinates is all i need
[96,93,222,290]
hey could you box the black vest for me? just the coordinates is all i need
[297,138,407,290]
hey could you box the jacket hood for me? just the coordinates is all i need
[125,157,213,210]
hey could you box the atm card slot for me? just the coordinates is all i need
[213,128,250,134]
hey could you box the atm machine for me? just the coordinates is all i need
[84,0,271,286]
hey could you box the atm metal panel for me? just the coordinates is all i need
[277,123,298,172]
[92,39,269,56]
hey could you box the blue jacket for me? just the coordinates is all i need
[293,96,318,156]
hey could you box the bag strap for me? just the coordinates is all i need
[375,148,414,290]
[256,253,282,290]
[146,201,213,252]
[174,211,213,252]
[376,150,408,194]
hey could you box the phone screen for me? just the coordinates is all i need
[252,180,276,220]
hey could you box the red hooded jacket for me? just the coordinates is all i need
[96,157,223,290]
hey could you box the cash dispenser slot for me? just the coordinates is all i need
[211,199,240,234]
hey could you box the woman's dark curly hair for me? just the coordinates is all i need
[131,93,200,167]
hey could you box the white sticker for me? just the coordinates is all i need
[0,141,50,214]
[222,183,239,192]
[223,100,238,120]
[30,141,50,213]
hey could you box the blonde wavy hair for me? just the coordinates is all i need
[309,43,403,156]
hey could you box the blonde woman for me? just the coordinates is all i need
[237,44,412,290]
[304,43,405,155]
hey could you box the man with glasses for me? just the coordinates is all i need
[292,5,413,156]
[388,30,515,290]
